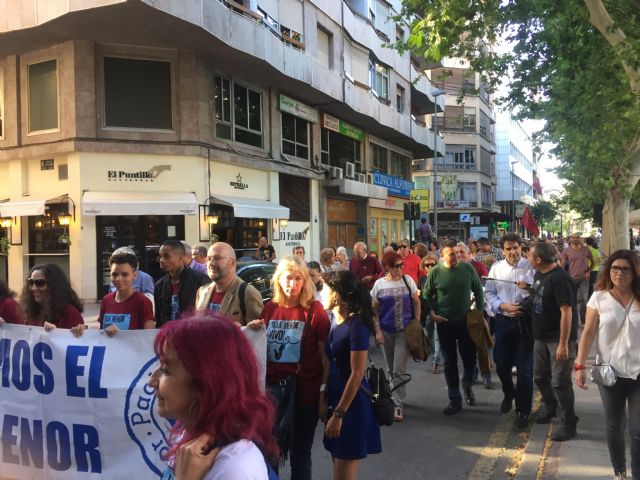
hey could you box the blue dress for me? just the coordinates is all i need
[323,315,382,459]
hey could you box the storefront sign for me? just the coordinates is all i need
[272,221,311,260]
[322,114,365,142]
[229,173,249,190]
[40,159,54,171]
[443,200,469,208]
[410,189,430,210]
[107,165,172,182]
[372,172,414,198]
[441,174,458,200]
[279,94,318,123]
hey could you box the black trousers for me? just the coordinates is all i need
[437,320,477,402]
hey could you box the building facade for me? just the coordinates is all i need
[0,0,443,300]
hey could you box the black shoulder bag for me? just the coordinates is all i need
[266,307,313,465]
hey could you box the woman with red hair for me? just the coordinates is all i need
[148,315,278,479]
[370,251,420,422]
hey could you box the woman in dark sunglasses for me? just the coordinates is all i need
[20,264,84,331]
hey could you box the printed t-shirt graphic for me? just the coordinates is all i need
[266,319,306,362]
[208,289,226,313]
[170,282,180,320]
[99,291,154,330]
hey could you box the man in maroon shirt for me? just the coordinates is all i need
[399,239,421,283]
[456,242,489,279]
[349,241,383,289]
[560,233,593,325]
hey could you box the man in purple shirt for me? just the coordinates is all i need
[560,233,593,325]
[349,241,383,290]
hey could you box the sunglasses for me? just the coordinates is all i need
[392,263,404,269]
[400,245,409,249]
[425,263,436,267]
[27,278,47,288]
[611,266,633,275]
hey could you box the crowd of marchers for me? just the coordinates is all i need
[0,227,638,480]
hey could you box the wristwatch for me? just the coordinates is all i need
[333,407,346,418]
[319,383,327,393]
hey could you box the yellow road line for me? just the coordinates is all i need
[468,412,514,480]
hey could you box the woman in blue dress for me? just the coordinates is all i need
[322,270,382,479]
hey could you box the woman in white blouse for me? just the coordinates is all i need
[575,250,640,480]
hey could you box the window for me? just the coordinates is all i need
[258,6,279,36]
[463,107,476,131]
[215,76,263,148]
[281,25,304,49]
[441,145,476,170]
[480,148,492,176]
[479,111,492,142]
[345,41,369,85]
[396,85,405,113]
[28,59,59,132]
[369,57,389,101]
[481,184,491,206]
[371,144,387,172]
[459,182,478,202]
[373,0,389,35]
[395,25,404,43]
[390,151,409,180]
[280,0,304,45]
[321,128,361,170]
[104,57,172,130]
[29,203,69,253]
[317,26,332,69]
[281,112,309,160]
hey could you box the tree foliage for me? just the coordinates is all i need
[530,199,557,228]
[397,0,640,255]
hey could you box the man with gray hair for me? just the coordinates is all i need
[349,241,383,290]
[191,245,208,265]
[196,242,263,325]
[181,241,208,275]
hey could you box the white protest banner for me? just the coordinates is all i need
[0,323,267,479]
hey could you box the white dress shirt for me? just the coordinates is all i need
[588,290,640,380]
[484,257,535,317]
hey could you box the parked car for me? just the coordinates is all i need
[236,261,277,303]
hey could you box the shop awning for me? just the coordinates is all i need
[211,195,289,219]
[82,191,198,216]
[0,194,66,217]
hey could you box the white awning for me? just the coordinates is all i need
[519,194,537,206]
[82,191,198,216]
[0,194,66,217]
[212,195,289,219]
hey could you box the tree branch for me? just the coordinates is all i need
[584,0,640,96]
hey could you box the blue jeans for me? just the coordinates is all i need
[426,318,442,365]
[290,401,319,480]
[437,320,476,402]
[493,314,534,414]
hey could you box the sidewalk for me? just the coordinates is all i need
[516,352,623,480]
[83,302,100,328]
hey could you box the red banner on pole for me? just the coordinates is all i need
[521,206,540,237]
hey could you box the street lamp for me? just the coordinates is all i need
[511,160,517,233]
[432,88,445,239]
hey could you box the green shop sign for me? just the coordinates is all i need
[322,114,365,142]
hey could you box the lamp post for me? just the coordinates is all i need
[432,88,445,239]
[511,160,517,233]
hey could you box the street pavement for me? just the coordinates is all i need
[81,303,624,479]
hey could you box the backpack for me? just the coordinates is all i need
[238,281,248,323]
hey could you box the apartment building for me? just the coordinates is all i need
[0,0,443,299]
[413,59,500,241]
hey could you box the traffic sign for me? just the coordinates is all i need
[459,213,471,223]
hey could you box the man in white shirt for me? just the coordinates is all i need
[485,234,535,428]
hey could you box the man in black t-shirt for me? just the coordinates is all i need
[528,241,578,442]
[253,236,276,262]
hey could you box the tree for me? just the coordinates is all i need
[530,199,557,231]
[398,0,640,256]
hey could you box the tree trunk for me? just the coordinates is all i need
[600,186,631,259]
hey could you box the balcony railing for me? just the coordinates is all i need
[434,161,477,171]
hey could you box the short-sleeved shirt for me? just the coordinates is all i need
[261,300,330,405]
[530,266,577,342]
[26,304,84,329]
[402,253,421,284]
[99,291,154,330]
[561,246,593,279]
[370,275,417,333]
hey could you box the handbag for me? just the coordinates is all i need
[266,308,312,463]
[360,360,411,426]
[590,297,633,387]
[401,276,430,362]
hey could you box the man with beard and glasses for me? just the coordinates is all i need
[195,242,263,325]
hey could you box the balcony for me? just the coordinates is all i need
[410,63,445,115]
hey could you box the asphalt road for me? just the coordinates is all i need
[279,346,535,480]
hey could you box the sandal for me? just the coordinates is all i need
[394,407,404,422]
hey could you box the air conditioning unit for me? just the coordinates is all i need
[355,173,366,183]
[367,173,374,184]
[329,166,343,179]
[345,162,355,179]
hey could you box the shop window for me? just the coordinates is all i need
[104,57,172,130]
[29,203,69,253]
[390,151,409,180]
[215,75,263,148]
[281,112,309,160]
[208,205,268,253]
[28,59,59,133]
[370,144,387,173]
[280,173,310,221]
[320,128,361,171]
[369,56,389,101]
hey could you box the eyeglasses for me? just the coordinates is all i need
[27,278,47,288]
[611,266,633,275]
[400,245,409,249]
[392,263,404,269]
[207,256,230,263]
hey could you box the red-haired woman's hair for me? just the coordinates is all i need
[154,315,279,463]
[382,251,402,270]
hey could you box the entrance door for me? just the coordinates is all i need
[96,215,185,299]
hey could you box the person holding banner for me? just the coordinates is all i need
[248,255,330,480]
[149,315,279,479]
[0,279,24,324]
[21,263,84,330]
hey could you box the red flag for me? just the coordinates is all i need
[521,206,540,237]
[533,177,542,195]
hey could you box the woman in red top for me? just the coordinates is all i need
[248,255,330,480]
[0,279,24,324]
[20,264,84,331]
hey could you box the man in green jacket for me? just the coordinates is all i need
[423,239,485,415]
